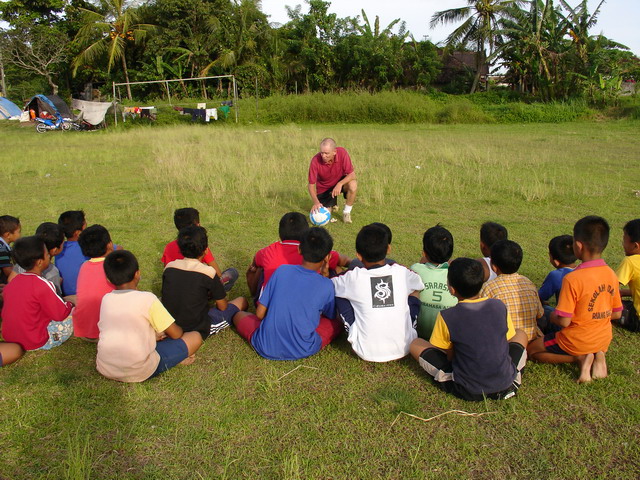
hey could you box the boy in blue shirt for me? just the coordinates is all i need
[410,258,528,401]
[232,227,341,360]
[55,210,88,296]
[538,235,576,333]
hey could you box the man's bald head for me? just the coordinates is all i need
[320,138,337,164]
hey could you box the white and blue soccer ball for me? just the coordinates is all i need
[310,207,332,226]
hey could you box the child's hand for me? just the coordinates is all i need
[156,332,167,341]
[319,259,330,277]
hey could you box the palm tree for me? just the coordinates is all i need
[430,0,516,93]
[72,0,154,100]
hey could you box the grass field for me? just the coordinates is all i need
[1,120,639,479]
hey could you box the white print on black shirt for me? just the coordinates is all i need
[371,276,394,308]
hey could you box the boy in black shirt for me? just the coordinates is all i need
[162,226,247,339]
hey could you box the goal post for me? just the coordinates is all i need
[111,74,238,126]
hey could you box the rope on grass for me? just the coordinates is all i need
[389,409,497,430]
[277,365,319,381]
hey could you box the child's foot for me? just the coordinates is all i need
[592,351,608,380]
[576,353,594,384]
[180,354,196,366]
[209,318,230,335]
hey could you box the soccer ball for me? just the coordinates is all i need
[310,207,332,226]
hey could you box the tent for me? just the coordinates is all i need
[0,97,22,120]
[23,94,73,120]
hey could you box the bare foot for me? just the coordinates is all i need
[592,351,608,380]
[179,354,196,366]
[576,353,594,384]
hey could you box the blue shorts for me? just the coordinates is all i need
[543,332,571,355]
[148,338,189,379]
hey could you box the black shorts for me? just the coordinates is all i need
[418,344,526,402]
[620,300,639,332]
[317,177,347,208]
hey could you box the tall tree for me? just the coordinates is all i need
[72,0,154,99]
[430,0,516,93]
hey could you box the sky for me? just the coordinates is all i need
[260,0,640,57]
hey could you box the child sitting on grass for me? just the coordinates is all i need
[410,225,458,339]
[161,207,238,291]
[538,235,576,334]
[527,216,622,383]
[0,215,21,285]
[246,212,350,303]
[56,210,87,296]
[1,236,74,358]
[480,240,543,342]
[232,227,342,360]
[10,223,65,296]
[162,225,247,339]
[74,225,115,340]
[410,258,528,401]
[97,250,203,382]
[332,224,423,362]
[476,221,508,283]
[616,219,640,331]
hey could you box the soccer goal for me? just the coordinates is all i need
[111,74,239,125]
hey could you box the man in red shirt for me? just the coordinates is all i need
[308,138,357,223]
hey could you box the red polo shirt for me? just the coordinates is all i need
[308,147,354,194]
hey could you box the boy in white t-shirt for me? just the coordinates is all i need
[332,224,424,362]
[97,250,203,382]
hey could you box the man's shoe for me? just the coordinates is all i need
[343,212,352,224]
[331,205,339,213]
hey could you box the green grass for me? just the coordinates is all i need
[1,120,639,479]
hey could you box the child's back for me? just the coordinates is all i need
[98,289,172,382]
[480,240,542,341]
[333,224,424,361]
[1,237,73,350]
[411,225,457,339]
[333,263,423,361]
[539,235,576,304]
[616,219,640,331]
[252,263,335,360]
[56,210,87,296]
[73,225,114,339]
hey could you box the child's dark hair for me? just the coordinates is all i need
[356,224,389,263]
[57,210,85,239]
[78,224,112,258]
[177,225,208,259]
[490,240,523,274]
[548,235,576,265]
[480,222,508,248]
[300,227,333,263]
[623,219,640,243]
[279,212,309,241]
[12,236,46,270]
[0,215,20,236]
[573,216,609,253]
[104,250,139,286]
[423,224,454,264]
[370,222,392,244]
[174,208,200,230]
[35,222,65,252]
[448,258,484,298]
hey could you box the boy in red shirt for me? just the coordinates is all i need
[527,216,622,383]
[74,225,115,340]
[1,236,74,359]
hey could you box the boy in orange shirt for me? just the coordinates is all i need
[527,216,622,383]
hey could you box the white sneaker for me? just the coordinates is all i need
[331,205,339,213]
[343,212,352,224]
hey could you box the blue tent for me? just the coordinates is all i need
[24,94,73,119]
[0,97,22,119]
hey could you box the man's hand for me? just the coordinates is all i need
[311,202,323,214]
[331,183,343,198]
